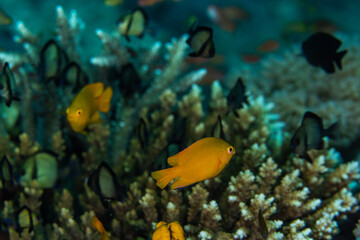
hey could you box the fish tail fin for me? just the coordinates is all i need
[101,231,110,240]
[324,121,339,139]
[151,168,176,189]
[335,50,347,70]
[98,86,113,113]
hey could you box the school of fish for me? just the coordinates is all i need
[0,1,350,239]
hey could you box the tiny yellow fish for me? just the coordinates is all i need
[66,82,113,133]
[151,137,235,189]
[152,221,185,240]
[91,216,110,240]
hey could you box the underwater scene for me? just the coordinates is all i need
[1,0,360,239]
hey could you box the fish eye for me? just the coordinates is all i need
[0,84,3,90]
[76,109,83,116]
[227,146,234,154]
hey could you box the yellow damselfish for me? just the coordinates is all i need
[91,216,110,240]
[151,137,235,189]
[152,221,185,240]
[66,82,113,133]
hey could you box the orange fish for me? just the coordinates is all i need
[197,67,224,86]
[185,54,225,65]
[66,82,113,133]
[256,39,280,53]
[91,216,110,240]
[207,5,248,32]
[152,221,185,240]
[242,54,260,63]
[151,137,235,189]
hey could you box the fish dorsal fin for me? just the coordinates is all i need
[167,138,211,166]
[88,111,102,124]
[86,82,104,98]
[167,143,197,166]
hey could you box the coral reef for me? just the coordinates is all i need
[0,4,359,240]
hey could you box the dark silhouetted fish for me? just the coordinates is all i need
[87,162,125,208]
[0,62,20,107]
[135,118,149,148]
[0,155,21,201]
[290,111,337,160]
[16,206,37,233]
[301,32,347,73]
[118,63,142,98]
[60,61,89,93]
[0,155,13,185]
[186,26,215,58]
[117,8,148,41]
[258,209,268,239]
[39,40,68,84]
[227,77,248,115]
[211,115,226,140]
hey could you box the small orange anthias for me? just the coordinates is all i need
[66,82,113,134]
[152,221,185,240]
[151,137,235,189]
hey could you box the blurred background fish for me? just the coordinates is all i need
[186,26,215,58]
[256,39,280,53]
[0,9,11,25]
[207,5,249,32]
[138,0,164,7]
[117,8,148,41]
[104,0,123,6]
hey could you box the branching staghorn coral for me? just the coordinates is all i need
[1,71,359,239]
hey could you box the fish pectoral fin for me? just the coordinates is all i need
[88,112,103,124]
[100,231,110,240]
[216,158,222,170]
[167,155,179,166]
[170,177,191,189]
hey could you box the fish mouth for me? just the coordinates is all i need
[67,115,75,122]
